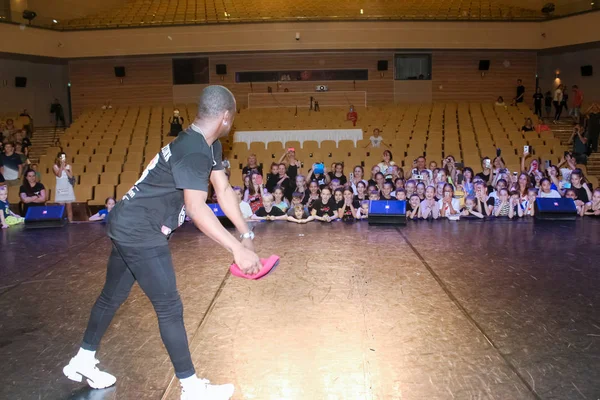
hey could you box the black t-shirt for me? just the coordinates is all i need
[328,172,347,186]
[108,127,224,246]
[337,200,358,220]
[309,173,328,188]
[19,182,46,214]
[475,171,490,182]
[533,93,543,104]
[311,198,337,217]
[545,95,553,107]
[265,173,280,193]
[287,164,298,181]
[516,85,525,102]
[521,126,534,132]
[573,186,590,203]
[242,165,263,177]
[380,194,396,201]
[255,206,285,217]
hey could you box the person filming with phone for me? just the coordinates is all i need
[168,108,185,137]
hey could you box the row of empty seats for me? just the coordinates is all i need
[47,0,544,30]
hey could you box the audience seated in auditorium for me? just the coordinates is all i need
[495,96,506,107]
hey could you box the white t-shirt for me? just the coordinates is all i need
[369,136,383,148]
[239,201,253,219]
[553,89,563,102]
[438,198,461,216]
[540,190,561,198]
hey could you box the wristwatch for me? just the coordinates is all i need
[240,231,255,240]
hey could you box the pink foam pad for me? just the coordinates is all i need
[230,255,280,280]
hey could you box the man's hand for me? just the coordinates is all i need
[241,237,255,252]
[233,245,261,275]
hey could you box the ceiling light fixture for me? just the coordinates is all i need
[53,19,58,23]
[360,9,364,14]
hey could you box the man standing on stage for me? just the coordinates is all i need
[63,86,261,400]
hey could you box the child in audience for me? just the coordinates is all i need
[582,188,600,217]
[474,181,494,217]
[287,192,307,217]
[337,188,357,221]
[521,188,537,217]
[367,128,386,148]
[330,178,341,193]
[306,180,321,209]
[510,191,524,218]
[333,188,344,208]
[564,188,584,214]
[416,182,426,200]
[89,197,116,222]
[311,187,337,222]
[461,196,484,219]
[244,171,264,213]
[368,190,380,201]
[354,181,368,202]
[395,188,406,201]
[539,178,561,198]
[287,204,314,224]
[380,182,395,200]
[420,186,440,220]
[405,180,416,198]
[439,183,460,218]
[407,194,421,220]
[231,186,252,219]
[435,182,445,201]
[0,185,25,228]
[356,200,370,219]
[272,186,289,212]
[494,188,512,217]
[252,193,287,221]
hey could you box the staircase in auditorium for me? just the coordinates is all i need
[548,118,600,186]
[28,127,65,164]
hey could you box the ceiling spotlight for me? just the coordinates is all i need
[53,19,58,24]
[360,9,364,14]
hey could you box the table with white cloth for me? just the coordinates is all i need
[233,129,363,148]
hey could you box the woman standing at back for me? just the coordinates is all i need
[53,151,76,222]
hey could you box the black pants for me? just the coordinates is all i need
[82,241,195,379]
[534,102,542,118]
[553,101,563,121]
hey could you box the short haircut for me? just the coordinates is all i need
[527,188,538,195]
[369,190,379,196]
[383,181,393,188]
[262,193,274,202]
[465,195,476,203]
[197,85,236,119]
[509,190,519,196]
[292,191,304,199]
[361,200,369,206]
[294,204,304,212]
[331,178,340,184]
[395,188,405,194]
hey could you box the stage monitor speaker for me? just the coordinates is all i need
[534,198,577,221]
[368,200,406,225]
[581,65,593,76]
[24,205,66,228]
[478,60,490,71]
[216,64,227,75]
[114,66,126,78]
[15,77,27,87]
[210,203,234,228]
[377,60,388,71]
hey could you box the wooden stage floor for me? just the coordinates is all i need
[1,219,599,400]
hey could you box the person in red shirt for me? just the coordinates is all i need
[346,105,358,126]
[570,85,584,122]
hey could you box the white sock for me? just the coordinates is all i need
[75,347,96,362]
[180,374,199,389]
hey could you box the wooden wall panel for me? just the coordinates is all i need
[432,51,537,103]
[207,51,395,107]
[248,91,367,108]
[70,50,538,116]
[69,57,173,117]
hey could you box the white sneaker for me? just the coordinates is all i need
[63,356,116,389]
[181,378,235,400]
